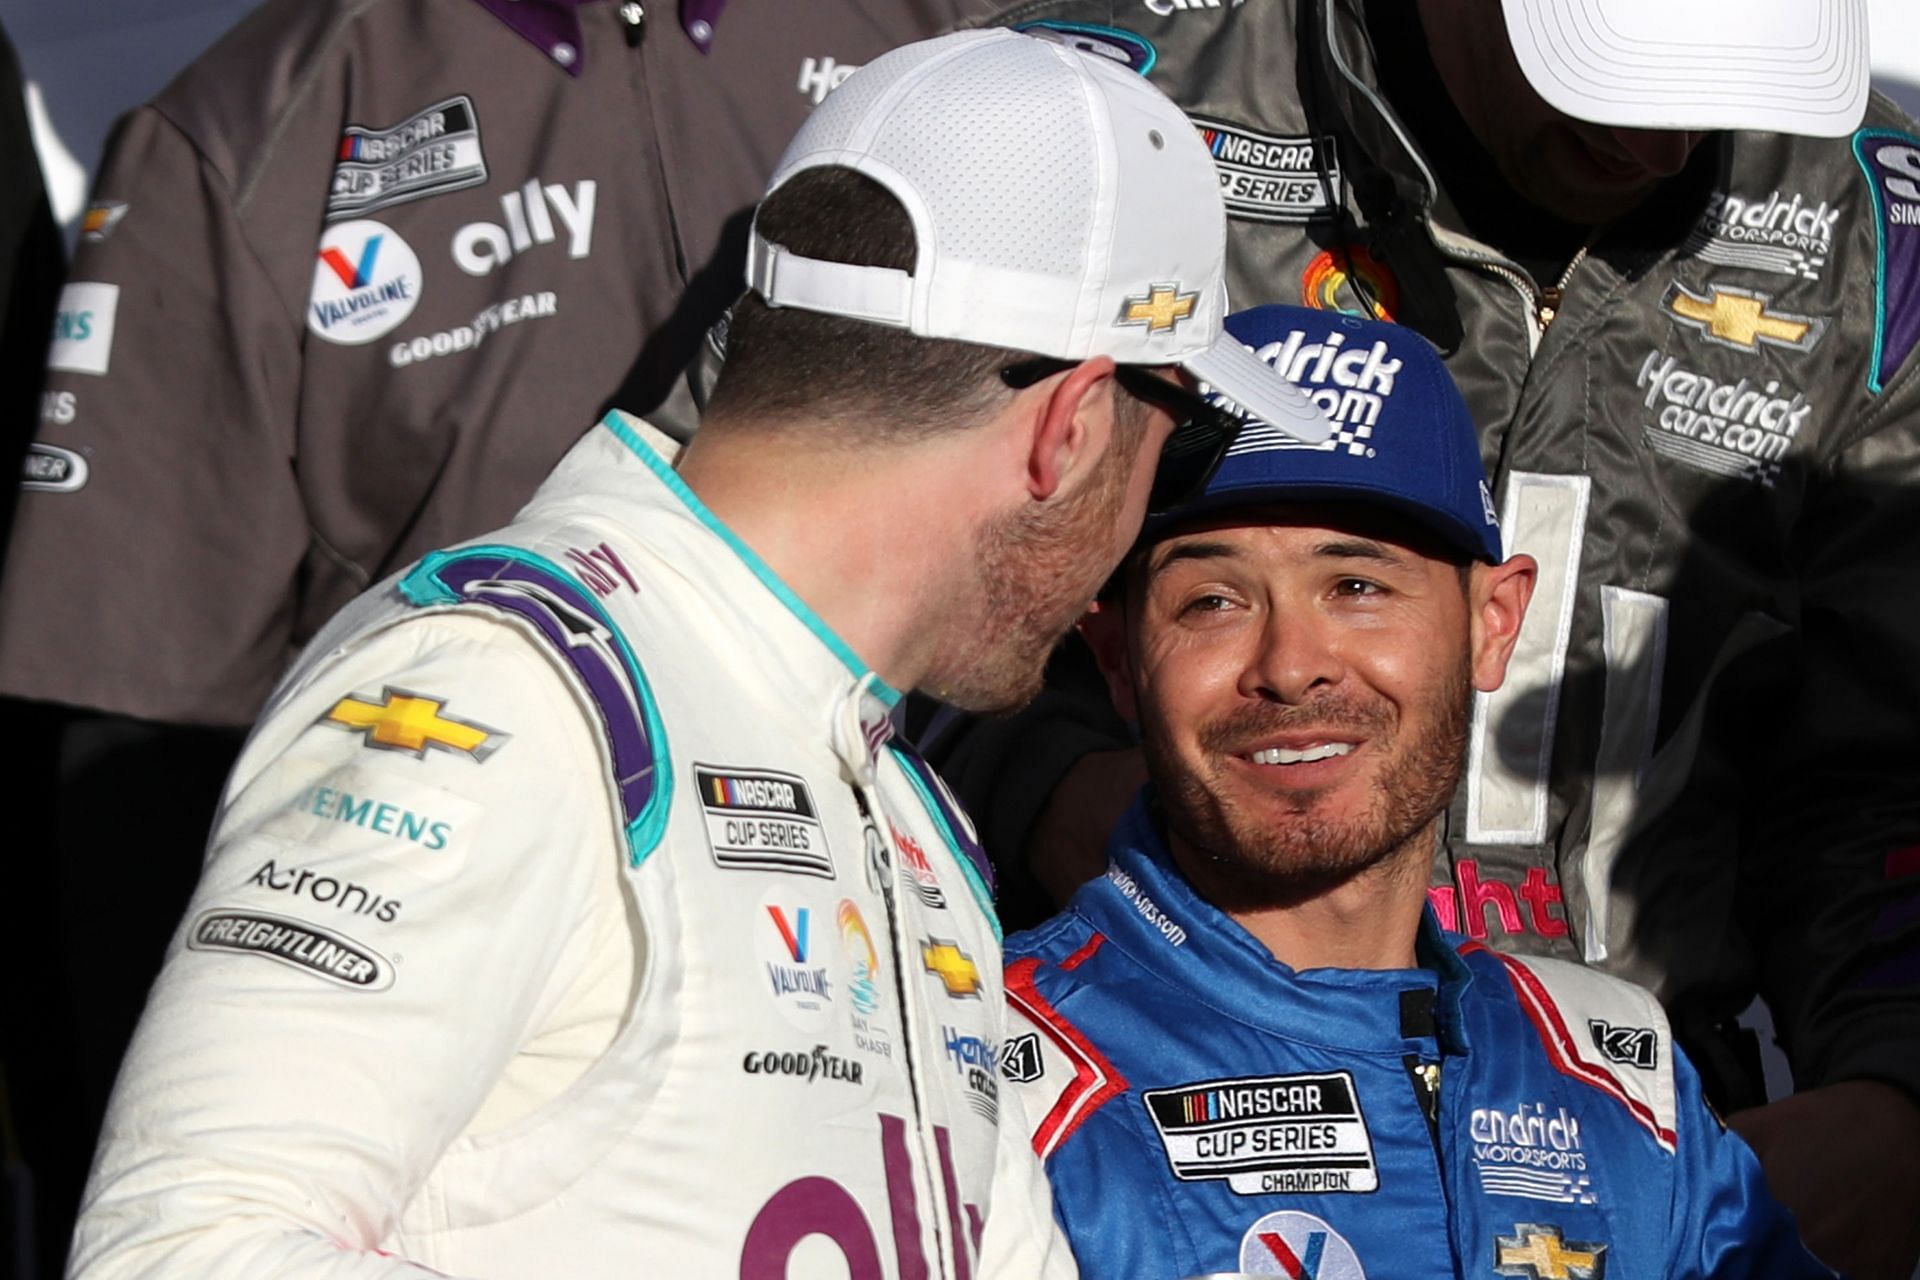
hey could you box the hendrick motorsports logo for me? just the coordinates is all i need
[1470,1102,1595,1206]
[1219,326,1403,458]
[943,1025,1000,1123]
[1144,1072,1379,1195]
[1684,188,1839,281]
[187,909,393,990]
[307,220,422,345]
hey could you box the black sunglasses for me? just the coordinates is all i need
[1000,357,1241,514]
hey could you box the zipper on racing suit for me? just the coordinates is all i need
[1470,243,1594,348]
[1399,988,1444,1154]
[850,781,960,1276]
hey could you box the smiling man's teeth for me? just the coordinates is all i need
[1250,743,1354,765]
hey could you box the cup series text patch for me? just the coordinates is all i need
[1190,116,1340,223]
[697,765,833,878]
[329,96,488,222]
[1143,1071,1379,1194]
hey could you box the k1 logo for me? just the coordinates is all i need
[1588,1020,1657,1070]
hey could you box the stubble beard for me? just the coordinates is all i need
[1144,656,1472,909]
[921,439,1133,715]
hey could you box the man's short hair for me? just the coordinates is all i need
[703,168,1030,441]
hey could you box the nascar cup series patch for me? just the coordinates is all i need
[329,95,488,221]
[1192,117,1340,223]
[698,765,834,878]
[1143,1071,1380,1194]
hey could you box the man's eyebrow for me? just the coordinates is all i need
[1313,536,1408,566]
[1147,539,1241,576]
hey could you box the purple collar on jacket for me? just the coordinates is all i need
[468,0,730,74]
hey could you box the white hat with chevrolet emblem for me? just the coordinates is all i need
[745,28,1330,444]
[1503,0,1871,137]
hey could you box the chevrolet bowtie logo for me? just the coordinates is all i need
[1494,1224,1607,1279]
[1118,283,1199,334]
[1663,282,1825,353]
[320,689,505,761]
[921,939,982,998]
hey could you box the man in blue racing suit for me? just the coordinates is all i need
[1002,304,1829,1278]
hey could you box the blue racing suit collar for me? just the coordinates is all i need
[1072,791,1475,1058]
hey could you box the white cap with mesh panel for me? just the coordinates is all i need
[744,28,1330,444]
[1502,0,1870,137]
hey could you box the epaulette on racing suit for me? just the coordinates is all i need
[1002,797,1833,1279]
[70,414,1072,1279]
[950,0,1920,1109]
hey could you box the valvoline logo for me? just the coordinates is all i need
[320,233,387,291]
[307,219,421,345]
[1237,1210,1368,1278]
[767,905,810,963]
[757,893,834,1031]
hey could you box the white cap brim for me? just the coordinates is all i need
[1184,332,1332,444]
[1502,0,1870,138]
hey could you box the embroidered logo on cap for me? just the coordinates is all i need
[1118,283,1198,334]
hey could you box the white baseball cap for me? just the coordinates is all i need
[745,28,1330,445]
[1501,0,1870,138]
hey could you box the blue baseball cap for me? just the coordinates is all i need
[1145,304,1504,563]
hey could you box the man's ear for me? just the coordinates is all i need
[1024,357,1118,502]
[1467,553,1537,693]
[1078,594,1141,724]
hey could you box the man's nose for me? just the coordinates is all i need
[1238,606,1341,704]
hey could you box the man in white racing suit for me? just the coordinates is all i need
[66,30,1328,1279]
